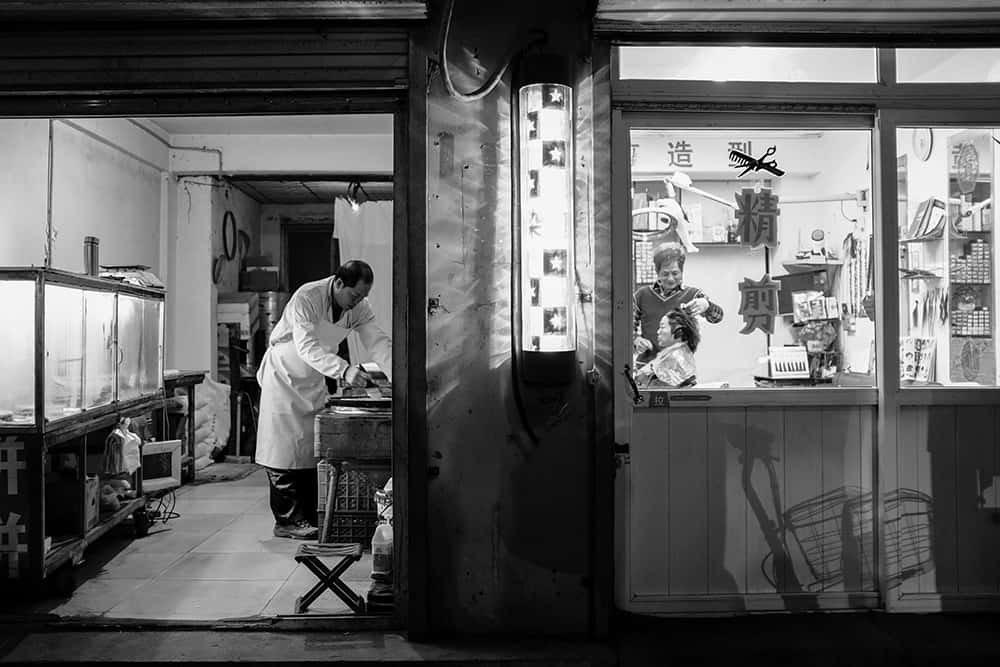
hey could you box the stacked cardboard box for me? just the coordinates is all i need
[217,292,261,339]
[240,255,280,291]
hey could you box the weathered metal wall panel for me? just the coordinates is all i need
[423,0,597,634]
[0,1,426,21]
[0,27,408,93]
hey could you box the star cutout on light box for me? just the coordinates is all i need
[549,254,564,272]
[549,88,563,104]
[548,145,563,163]
[549,312,564,331]
[528,211,542,236]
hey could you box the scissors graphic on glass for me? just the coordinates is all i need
[729,145,786,177]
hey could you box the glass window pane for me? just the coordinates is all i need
[897,127,998,387]
[629,127,876,389]
[140,298,163,395]
[618,46,877,83]
[45,284,85,420]
[0,280,36,424]
[84,290,116,409]
[897,49,1000,83]
[118,294,143,401]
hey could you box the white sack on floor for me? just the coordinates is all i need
[187,377,231,459]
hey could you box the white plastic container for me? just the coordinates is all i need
[371,522,393,578]
[375,477,393,525]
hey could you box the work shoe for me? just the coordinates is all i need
[273,521,319,540]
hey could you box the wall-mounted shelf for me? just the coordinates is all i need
[783,260,843,272]
[900,235,945,244]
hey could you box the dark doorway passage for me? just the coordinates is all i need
[284,224,339,294]
[282,223,349,391]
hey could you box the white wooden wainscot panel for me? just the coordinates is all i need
[626,404,878,613]
[630,408,670,597]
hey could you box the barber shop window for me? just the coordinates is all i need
[629,127,876,389]
[897,126,1000,387]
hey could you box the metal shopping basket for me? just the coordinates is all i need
[882,488,935,590]
[783,486,876,593]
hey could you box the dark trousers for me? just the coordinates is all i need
[264,467,318,527]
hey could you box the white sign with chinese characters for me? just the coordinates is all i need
[631,132,819,176]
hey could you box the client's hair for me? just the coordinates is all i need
[666,308,700,352]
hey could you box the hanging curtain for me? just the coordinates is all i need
[334,198,393,368]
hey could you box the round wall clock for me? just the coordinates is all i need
[912,128,933,162]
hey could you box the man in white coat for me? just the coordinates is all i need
[256,260,392,539]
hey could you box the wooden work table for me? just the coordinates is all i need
[314,389,391,543]
[315,394,391,469]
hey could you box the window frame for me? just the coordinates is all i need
[612,46,1000,411]
[880,108,1000,407]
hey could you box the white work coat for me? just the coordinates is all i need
[255,276,392,470]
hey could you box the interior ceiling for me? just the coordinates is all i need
[228,177,392,205]
[136,114,394,205]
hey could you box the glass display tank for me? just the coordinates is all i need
[0,268,165,431]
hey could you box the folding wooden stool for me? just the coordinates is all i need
[293,542,365,614]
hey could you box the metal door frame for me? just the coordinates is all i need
[0,52,428,641]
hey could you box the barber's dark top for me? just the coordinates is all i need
[633,283,723,363]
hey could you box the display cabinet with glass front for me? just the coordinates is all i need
[0,268,164,431]
[628,127,876,390]
[897,127,998,386]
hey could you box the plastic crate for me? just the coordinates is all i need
[317,509,379,545]
[317,463,377,513]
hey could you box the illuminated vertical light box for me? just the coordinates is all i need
[516,56,576,384]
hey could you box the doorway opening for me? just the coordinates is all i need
[0,113,402,625]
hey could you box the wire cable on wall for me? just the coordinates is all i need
[127,119,224,174]
[438,0,545,102]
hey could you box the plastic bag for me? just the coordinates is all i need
[101,428,125,476]
[122,427,142,474]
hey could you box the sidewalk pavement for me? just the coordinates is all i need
[3,612,1000,665]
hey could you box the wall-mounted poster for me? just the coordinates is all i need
[950,336,995,384]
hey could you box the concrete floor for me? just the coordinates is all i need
[5,468,371,621]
